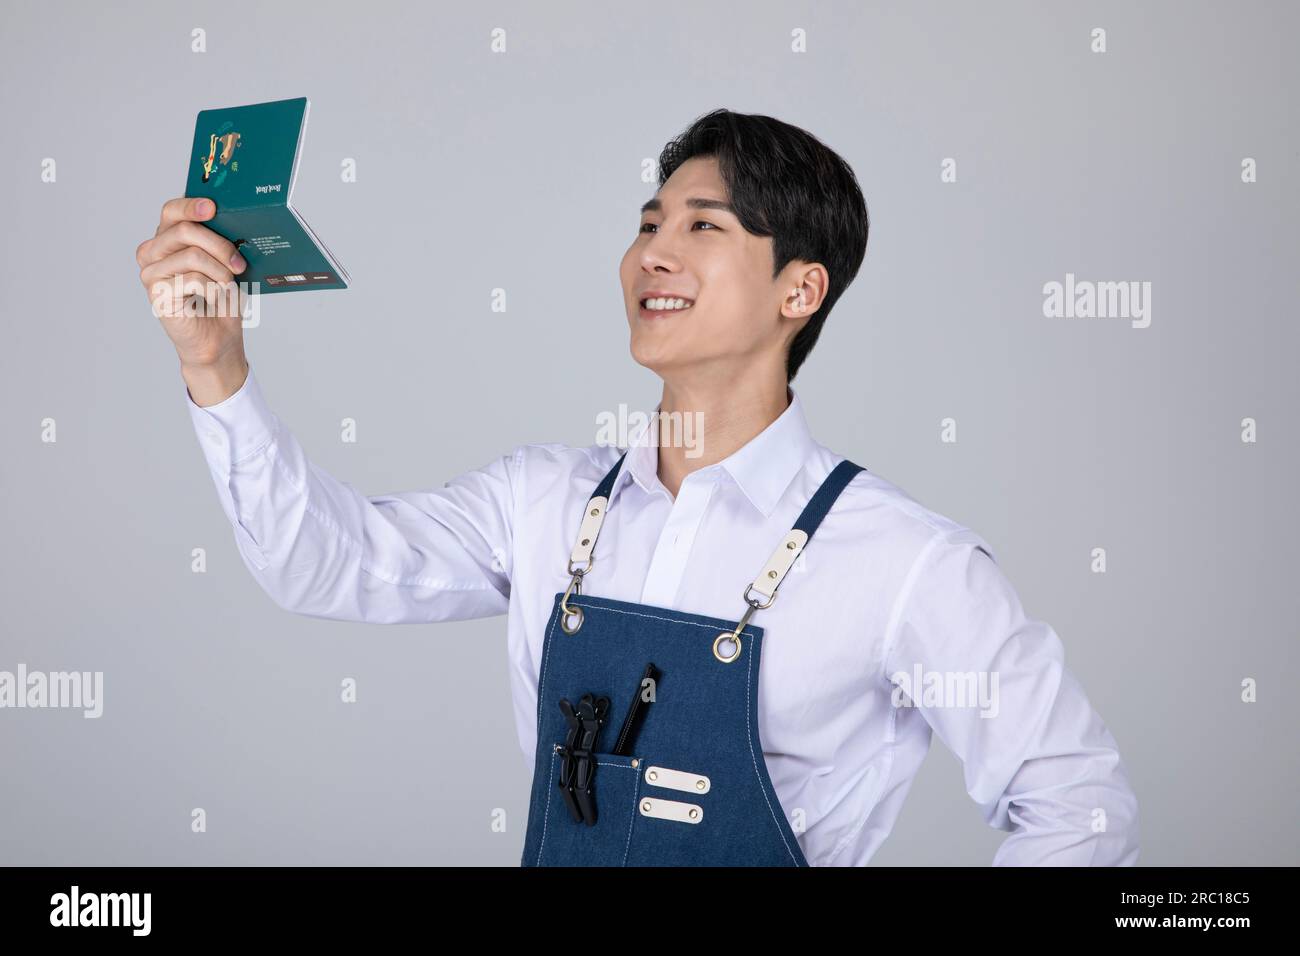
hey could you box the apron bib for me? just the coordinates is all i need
[521,453,864,867]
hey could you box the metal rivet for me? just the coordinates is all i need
[580,537,590,546]
[590,507,600,516]
[642,800,653,813]
[695,780,705,790]
[768,570,777,578]
[631,758,639,768]
[786,540,796,549]
[688,808,699,820]
[647,770,657,781]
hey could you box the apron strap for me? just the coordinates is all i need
[794,458,866,537]
[746,459,865,603]
[566,452,863,604]
[561,450,863,653]
[568,452,627,571]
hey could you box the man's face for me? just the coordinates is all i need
[620,156,796,383]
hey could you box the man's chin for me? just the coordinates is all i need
[628,339,676,377]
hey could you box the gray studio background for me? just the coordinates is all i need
[2,0,1296,866]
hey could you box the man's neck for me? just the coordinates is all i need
[655,364,790,499]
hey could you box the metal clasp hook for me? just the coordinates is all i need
[560,557,592,634]
[712,584,776,663]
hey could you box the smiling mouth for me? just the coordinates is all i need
[638,296,695,317]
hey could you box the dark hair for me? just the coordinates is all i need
[655,109,870,382]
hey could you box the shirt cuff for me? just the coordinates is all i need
[185,365,278,469]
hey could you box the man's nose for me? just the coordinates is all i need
[640,234,683,272]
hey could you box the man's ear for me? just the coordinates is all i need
[782,263,829,319]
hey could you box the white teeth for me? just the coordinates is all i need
[643,297,693,311]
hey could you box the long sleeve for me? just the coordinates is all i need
[881,528,1140,865]
[184,365,517,624]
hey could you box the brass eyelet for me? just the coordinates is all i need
[712,631,743,663]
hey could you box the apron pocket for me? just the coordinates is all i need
[533,750,642,867]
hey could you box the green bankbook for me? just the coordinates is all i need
[184,96,349,293]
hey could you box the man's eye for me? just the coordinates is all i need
[639,221,718,233]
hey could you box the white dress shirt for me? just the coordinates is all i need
[185,367,1139,866]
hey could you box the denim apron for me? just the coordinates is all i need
[521,453,865,867]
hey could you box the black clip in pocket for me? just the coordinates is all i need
[555,693,610,826]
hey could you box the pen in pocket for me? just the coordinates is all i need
[612,662,659,756]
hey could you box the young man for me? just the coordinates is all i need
[136,109,1138,866]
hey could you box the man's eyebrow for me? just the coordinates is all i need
[639,197,735,215]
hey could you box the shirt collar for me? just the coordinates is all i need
[610,387,817,518]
